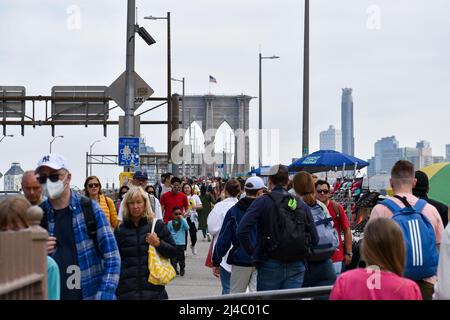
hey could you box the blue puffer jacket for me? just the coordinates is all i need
[213,197,257,267]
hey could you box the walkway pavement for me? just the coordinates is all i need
[165,231,222,299]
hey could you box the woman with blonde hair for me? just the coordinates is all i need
[330,217,422,300]
[84,176,119,229]
[292,171,337,295]
[114,187,178,300]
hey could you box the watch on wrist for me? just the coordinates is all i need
[345,252,353,257]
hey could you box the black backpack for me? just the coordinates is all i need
[39,195,100,256]
[155,183,163,200]
[263,192,311,263]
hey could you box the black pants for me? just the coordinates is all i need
[185,217,197,247]
[171,245,186,271]
[415,280,434,300]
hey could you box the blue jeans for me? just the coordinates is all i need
[302,259,336,300]
[220,266,231,295]
[256,259,306,291]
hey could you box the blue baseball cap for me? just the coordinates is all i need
[133,170,148,181]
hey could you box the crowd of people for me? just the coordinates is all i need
[1,153,449,301]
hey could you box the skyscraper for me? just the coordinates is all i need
[416,140,433,168]
[374,136,399,174]
[320,125,342,151]
[341,88,354,156]
[446,144,450,161]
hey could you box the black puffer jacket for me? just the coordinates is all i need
[114,218,178,300]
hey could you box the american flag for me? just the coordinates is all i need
[209,75,217,83]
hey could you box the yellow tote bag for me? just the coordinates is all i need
[148,219,176,286]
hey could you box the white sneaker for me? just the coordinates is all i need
[191,246,197,255]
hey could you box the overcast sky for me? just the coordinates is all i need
[1,0,449,189]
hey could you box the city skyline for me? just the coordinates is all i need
[367,135,448,177]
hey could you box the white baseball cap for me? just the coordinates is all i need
[36,154,70,172]
[244,176,267,190]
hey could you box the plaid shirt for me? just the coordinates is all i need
[42,191,121,300]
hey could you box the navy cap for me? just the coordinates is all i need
[133,170,148,180]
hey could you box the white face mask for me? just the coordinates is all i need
[44,176,66,200]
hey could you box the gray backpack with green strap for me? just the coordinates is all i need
[307,203,339,262]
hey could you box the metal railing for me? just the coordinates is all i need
[180,285,333,300]
[0,206,48,300]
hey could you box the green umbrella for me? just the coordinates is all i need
[421,162,450,205]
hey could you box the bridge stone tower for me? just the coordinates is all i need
[182,94,252,176]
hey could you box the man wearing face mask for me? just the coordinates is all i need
[36,154,121,300]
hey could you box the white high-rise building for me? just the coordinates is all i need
[320,125,342,152]
[4,162,24,191]
[374,136,399,174]
[416,140,433,168]
[446,144,450,162]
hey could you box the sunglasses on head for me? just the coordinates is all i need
[37,173,61,184]
[88,183,99,188]
[317,189,329,194]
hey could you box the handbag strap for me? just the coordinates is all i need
[151,218,156,234]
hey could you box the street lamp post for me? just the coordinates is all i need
[302,0,310,157]
[258,53,279,168]
[171,76,185,176]
[0,134,13,143]
[123,0,156,173]
[49,135,64,153]
[124,0,136,140]
[89,140,101,176]
[144,12,172,171]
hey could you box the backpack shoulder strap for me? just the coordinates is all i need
[266,191,289,206]
[266,191,278,203]
[393,195,412,208]
[262,192,284,239]
[39,202,49,230]
[380,198,402,214]
[332,201,340,220]
[414,199,427,213]
[79,196,100,256]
